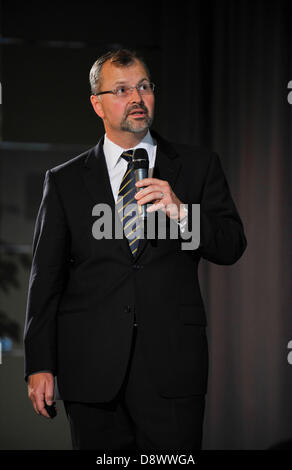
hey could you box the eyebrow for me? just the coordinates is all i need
[113,77,149,86]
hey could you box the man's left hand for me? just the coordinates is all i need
[135,178,187,221]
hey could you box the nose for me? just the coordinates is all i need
[130,85,143,103]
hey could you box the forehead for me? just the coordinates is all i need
[100,59,149,86]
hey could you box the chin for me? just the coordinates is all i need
[121,118,153,134]
[131,125,150,134]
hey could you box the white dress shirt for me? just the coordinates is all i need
[103,130,156,203]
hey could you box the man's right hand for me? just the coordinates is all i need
[28,372,56,418]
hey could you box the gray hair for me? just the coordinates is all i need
[89,49,150,95]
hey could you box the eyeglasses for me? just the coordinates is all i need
[94,81,155,98]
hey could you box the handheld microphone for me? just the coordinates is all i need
[133,148,149,220]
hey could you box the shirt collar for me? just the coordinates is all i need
[103,130,156,171]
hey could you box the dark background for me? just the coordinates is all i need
[0,0,292,450]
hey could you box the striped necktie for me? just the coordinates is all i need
[116,150,141,256]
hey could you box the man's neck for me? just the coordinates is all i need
[105,130,149,150]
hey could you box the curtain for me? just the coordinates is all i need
[159,0,292,449]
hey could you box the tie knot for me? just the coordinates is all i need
[121,150,134,164]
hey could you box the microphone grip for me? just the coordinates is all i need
[135,168,148,219]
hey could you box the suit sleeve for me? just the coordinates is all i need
[23,170,70,381]
[197,152,247,264]
[181,152,247,264]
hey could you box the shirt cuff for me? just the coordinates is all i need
[177,215,188,233]
[176,204,188,233]
[28,370,54,376]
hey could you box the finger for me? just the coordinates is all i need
[31,397,41,416]
[39,405,51,419]
[45,380,54,406]
[35,393,50,418]
[135,178,165,188]
[146,202,166,213]
[135,185,162,200]
[32,396,49,417]
[137,191,166,206]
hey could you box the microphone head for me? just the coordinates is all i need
[133,148,149,170]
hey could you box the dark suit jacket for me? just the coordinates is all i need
[24,130,247,402]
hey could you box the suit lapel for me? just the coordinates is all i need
[82,133,182,262]
[83,138,114,208]
[82,138,133,259]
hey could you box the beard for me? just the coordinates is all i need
[120,103,153,134]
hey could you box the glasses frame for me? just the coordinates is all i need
[94,81,155,97]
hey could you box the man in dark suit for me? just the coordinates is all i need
[24,49,247,451]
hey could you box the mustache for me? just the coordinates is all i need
[126,103,149,117]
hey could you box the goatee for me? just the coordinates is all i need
[120,104,153,133]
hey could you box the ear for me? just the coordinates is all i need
[90,95,104,119]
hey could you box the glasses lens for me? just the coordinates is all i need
[116,86,129,97]
[113,82,155,98]
[139,82,155,94]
